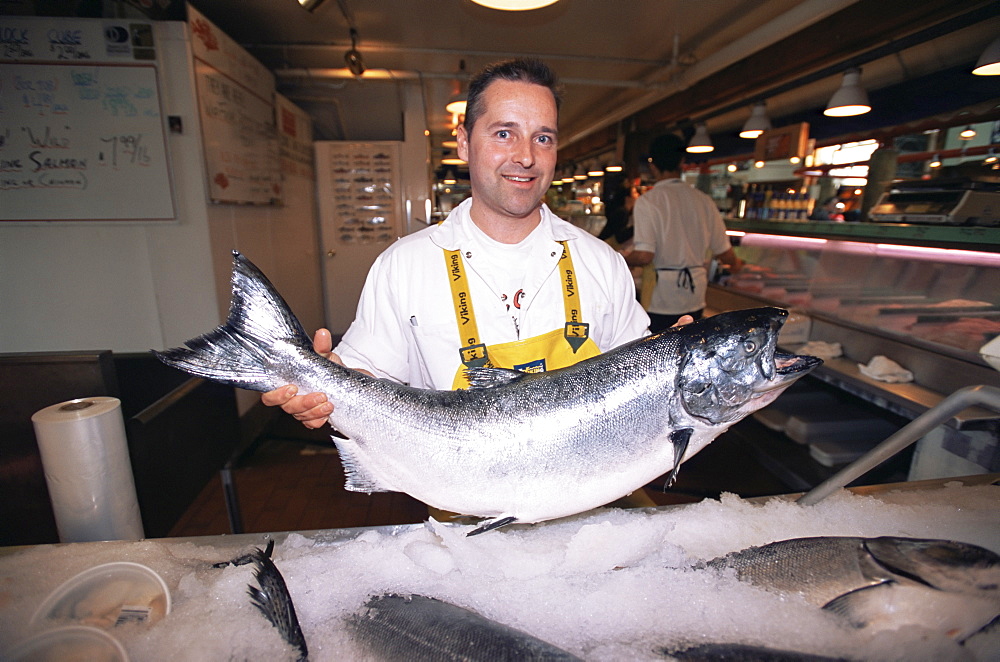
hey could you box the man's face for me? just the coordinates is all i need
[457,79,558,225]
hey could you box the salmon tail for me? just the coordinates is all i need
[153,250,312,392]
[248,548,309,661]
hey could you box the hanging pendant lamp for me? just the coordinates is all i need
[686,124,714,153]
[824,68,871,117]
[973,36,1000,75]
[739,102,771,139]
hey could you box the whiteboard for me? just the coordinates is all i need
[0,63,175,221]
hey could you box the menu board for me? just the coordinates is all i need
[187,4,280,205]
[0,17,174,221]
[276,92,314,179]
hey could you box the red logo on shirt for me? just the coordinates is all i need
[512,289,524,309]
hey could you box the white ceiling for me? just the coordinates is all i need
[184,0,999,168]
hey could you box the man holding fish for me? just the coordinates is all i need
[264,58,664,425]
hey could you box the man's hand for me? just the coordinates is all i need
[261,329,336,429]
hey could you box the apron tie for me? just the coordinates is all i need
[656,266,695,293]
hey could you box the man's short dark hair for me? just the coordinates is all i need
[464,58,562,133]
[648,133,685,172]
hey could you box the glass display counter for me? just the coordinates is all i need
[720,220,1000,365]
[709,220,1000,482]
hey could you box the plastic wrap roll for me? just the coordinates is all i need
[31,397,144,543]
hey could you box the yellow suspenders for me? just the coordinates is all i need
[445,241,590,370]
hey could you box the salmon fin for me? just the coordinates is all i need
[465,367,527,389]
[153,250,312,392]
[822,582,895,627]
[664,428,693,488]
[467,516,518,536]
[247,548,309,661]
[335,440,393,493]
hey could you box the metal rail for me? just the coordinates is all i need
[797,385,1000,505]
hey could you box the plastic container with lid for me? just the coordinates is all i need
[31,561,170,630]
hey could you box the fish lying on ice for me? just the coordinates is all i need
[704,536,1000,642]
[155,251,821,534]
[348,593,581,661]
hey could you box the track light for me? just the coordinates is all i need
[739,102,771,139]
[929,153,942,168]
[973,36,1000,75]
[686,124,713,153]
[344,28,365,76]
[959,125,976,140]
[985,149,998,164]
[824,68,871,117]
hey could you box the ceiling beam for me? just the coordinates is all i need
[557,0,999,163]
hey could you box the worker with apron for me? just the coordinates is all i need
[625,134,742,333]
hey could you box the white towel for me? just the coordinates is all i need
[858,355,914,383]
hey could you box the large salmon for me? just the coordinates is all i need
[155,251,821,534]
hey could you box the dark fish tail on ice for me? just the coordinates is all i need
[247,548,309,661]
[214,537,274,568]
[348,594,582,661]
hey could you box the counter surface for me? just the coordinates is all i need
[2,476,998,661]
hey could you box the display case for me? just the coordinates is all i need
[709,220,1000,481]
[711,220,1000,418]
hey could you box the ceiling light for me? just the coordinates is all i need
[442,157,466,165]
[471,0,559,10]
[739,102,771,139]
[929,153,942,168]
[727,164,737,173]
[574,168,587,181]
[298,0,326,11]
[824,68,871,117]
[686,124,713,153]
[754,160,765,168]
[442,140,458,149]
[972,36,1000,75]
[561,175,575,184]
[588,165,604,177]
[445,92,467,115]
[605,164,623,173]
[985,149,998,164]
[344,28,365,76]
[959,125,977,140]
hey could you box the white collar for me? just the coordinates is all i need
[430,197,576,250]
